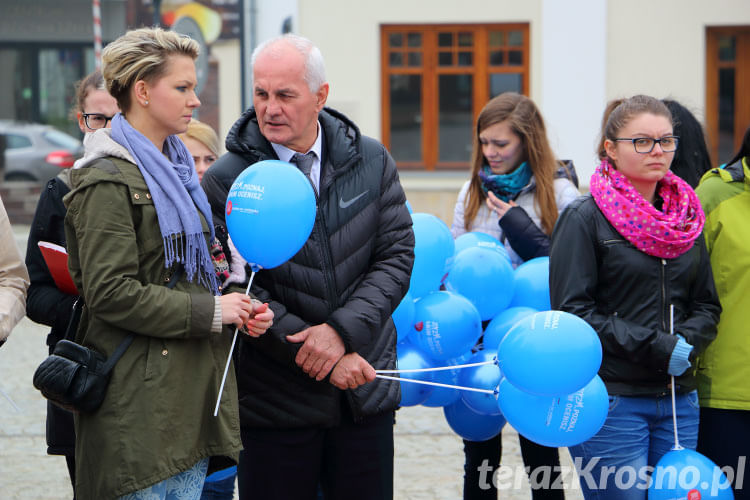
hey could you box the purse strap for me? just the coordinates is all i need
[99,265,184,376]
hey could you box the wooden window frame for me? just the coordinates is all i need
[705,26,750,164]
[381,24,530,171]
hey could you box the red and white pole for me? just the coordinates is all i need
[92,0,102,70]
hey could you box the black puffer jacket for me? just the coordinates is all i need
[202,107,415,427]
[25,173,77,455]
[549,195,720,396]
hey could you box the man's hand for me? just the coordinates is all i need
[329,353,376,390]
[286,323,346,380]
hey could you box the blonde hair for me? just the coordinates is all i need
[101,27,199,113]
[464,92,560,235]
[179,120,220,156]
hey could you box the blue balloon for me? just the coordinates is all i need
[421,351,472,408]
[412,291,483,360]
[497,375,608,447]
[454,231,510,261]
[409,213,455,299]
[396,342,434,407]
[445,247,516,321]
[444,398,506,442]
[509,257,550,310]
[498,310,602,396]
[483,306,538,352]
[649,448,735,499]
[225,160,316,269]
[459,350,502,416]
[392,292,416,343]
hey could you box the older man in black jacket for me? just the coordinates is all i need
[202,34,414,500]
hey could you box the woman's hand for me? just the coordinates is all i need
[244,300,274,337]
[486,191,517,218]
[219,293,253,330]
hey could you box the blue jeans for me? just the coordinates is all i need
[119,458,209,500]
[569,391,700,500]
[200,466,237,500]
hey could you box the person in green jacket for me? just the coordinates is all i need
[63,27,273,500]
[695,125,750,499]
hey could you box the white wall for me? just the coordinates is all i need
[298,0,543,140]
[607,0,750,115]
[541,0,607,186]
[212,39,241,146]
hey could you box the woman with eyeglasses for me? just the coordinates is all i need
[24,69,119,498]
[549,95,721,499]
[452,92,579,500]
[63,28,273,500]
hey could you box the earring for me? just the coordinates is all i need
[144,100,149,106]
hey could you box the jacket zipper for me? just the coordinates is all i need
[660,258,667,331]
[315,154,361,309]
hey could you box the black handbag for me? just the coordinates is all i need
[32,266,183,413]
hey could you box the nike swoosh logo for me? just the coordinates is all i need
[339,191,368,209]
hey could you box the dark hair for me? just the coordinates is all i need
[464,92,560,234]
[596,95,673,162]
[727,125,750,166]
[69,70,105,120]
[662,99,712,188]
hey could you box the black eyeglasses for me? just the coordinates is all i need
[82,113,114,130]
[613,136,679,154]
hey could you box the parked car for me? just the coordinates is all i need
[0,120,83,184]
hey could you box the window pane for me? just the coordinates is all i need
[490,73,522,97]
[718,67,735,164]
[39,48,83,135]
[390,74,422,162]
[508,31,523,46]
[458,32,473,47]
[508,50,523,65]
[458,52,473,66]
[490,51,504,66]
[439,74,473,162]
[389,33,403,47]
[407,33,422,47]
[438,32,453,47]
[408,52,422,67]
[6,134,33,149]
[489,31,504,46]
[439,52,453,66]
[389,52,403,67]
[718,36,736,62]
[0,48,34,122]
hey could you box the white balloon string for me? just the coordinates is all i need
[0,386,21,413]
[375,359,496,374]
[214,269,256,417]
[669,304,683,450]
[375,374,497,394]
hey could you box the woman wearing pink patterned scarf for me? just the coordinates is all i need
[548,95,721,500]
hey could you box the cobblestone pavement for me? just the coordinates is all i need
[1,224,584,499]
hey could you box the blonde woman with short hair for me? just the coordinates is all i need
[64,27,273,500]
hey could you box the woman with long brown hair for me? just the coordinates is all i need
[451,92,578,499]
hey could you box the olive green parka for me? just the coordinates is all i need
[63,131,241,499]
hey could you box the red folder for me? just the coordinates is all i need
[38,241,79,296]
